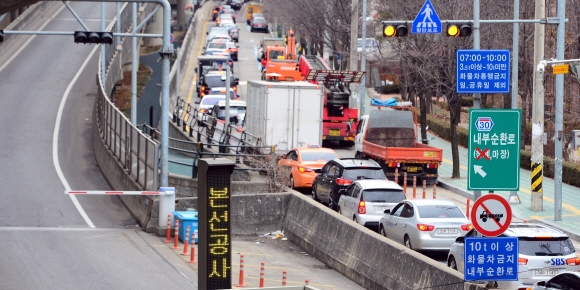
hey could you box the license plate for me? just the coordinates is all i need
[535,270,559,276]
[424,151,437,157]
[329,129,341,136]
[436,228,458,234]
[374,206,387,212]
[407,167,418,173]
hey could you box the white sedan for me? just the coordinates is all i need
[379,199,472,251]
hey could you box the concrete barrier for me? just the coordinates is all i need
[282,191,486,290]
[151,192,291,235]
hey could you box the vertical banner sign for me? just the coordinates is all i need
[198,158,235,290]
[464,237,519,281]
[456,50,511,94]
[468,109,521,191]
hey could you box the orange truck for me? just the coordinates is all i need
[261,29,304,81]
[354,107,443,185]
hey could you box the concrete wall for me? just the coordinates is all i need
[151,193,291,235]
[282,191,486,290]
[169,174,272,197]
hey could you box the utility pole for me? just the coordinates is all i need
[350,0,359,111]
[531,0,545,211]
[509,0,522,204]
[554,0,566,221]
[359,0,368,117]
[473,0,482,200]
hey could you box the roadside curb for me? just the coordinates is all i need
[438,179,580,242]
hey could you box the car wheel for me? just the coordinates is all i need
[251,27,254,32]
[312,184,319,202]
[448,256,458,270]
[289,175,295,189]
[337,206,342,215]
[404,235,412,250]
[355,151,362,158]
[353,216,358,224]
[379,225,387,237]
[328,196,337,211]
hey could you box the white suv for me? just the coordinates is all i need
[447,223,580,289]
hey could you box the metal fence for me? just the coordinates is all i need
[95,3,159,190]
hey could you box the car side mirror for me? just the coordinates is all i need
[455,236,465,243]
[314,169,321,174]
[383,209,391,214]
[194,68,198,73]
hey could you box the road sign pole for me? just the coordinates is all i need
[359,0,368,117]
[509,0,522,204]
[473,0,482,200]
[554,0,566,221]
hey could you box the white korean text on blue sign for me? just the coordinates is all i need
[456,50,511,94]
[464,237,519,281]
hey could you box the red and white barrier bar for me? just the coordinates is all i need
[65,191,169,195]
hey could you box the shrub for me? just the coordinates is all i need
[461,97,474,107]
[381,84,401,94]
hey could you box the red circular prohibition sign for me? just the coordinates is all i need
[471,194,512,237]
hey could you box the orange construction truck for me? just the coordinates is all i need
[354,106,443,185]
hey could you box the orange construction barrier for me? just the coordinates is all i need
[236,254,246,287]
[433,184,437,199]
[173,219,180,249]
[181,226,190,256]
[282,271,287,286]
[259,262,265,288]
[412,176,417,199]
[165,214,172,243]
[422,180,427,199]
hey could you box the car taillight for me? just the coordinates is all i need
[426,163,439,169]
[233,86,237,92]
[388,162,400,167]
[229,61,233,65]
[518,258,528,265]
[335,178,352,186]
[461,224,473,231]
[566,257,580,265]
[358,201,366,214]
[200,109,206,113]
[201,86,206,91]
[298,167,312,173]
[416,224,435,231]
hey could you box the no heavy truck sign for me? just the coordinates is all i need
[471,194,512,237]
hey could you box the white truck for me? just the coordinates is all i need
[244,80,323,154]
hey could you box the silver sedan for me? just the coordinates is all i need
[379,199,472,251]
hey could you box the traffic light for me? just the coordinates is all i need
[446,24,472,37]
[0,30,4,43]
[383,24,408,37]
[74,31,113,44]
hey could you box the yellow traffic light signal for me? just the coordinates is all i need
[446,24,472,37]
[383,24,408,37]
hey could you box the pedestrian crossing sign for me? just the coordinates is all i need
[412,0,442,34]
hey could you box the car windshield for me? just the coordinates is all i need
[417,205,465,218]
[253,18,266,24]
[342,168,386,180]
[519,237,575,256]
[216,106,246,118]
[201,97,224,106]
[209,90,236,99]
[208,42,227,49]
[362,189,405,203]
[205,75,234,87]
[300,152,337,162]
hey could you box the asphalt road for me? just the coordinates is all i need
[0,3,197,289]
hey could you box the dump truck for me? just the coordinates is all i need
[245,2,263,24]
[354,107,443,185]
[244,80,323,154]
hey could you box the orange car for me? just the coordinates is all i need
[278,145,339,189]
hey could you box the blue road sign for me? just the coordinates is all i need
[412,0,442,34]
[464,237,519,281]
[456,49,511,94]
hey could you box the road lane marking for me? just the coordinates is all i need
[0,4,67,73]
[54,45,99,229]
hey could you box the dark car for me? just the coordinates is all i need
[212,6,220,21]
[197,71,239,98]
[228,0,242,10]
[250,17,268,33]
[312,158,387,210]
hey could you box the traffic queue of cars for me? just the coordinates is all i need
[202,3,580,289]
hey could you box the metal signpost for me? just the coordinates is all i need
[464,237,519,281]
[456,50,511,94]
[468,109,521,191]
[412,0,442,34]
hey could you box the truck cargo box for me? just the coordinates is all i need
[365,110,415,148]
[245,80,323,153]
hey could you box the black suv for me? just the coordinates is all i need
[228,0,242,10]
[312,158,387,211]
